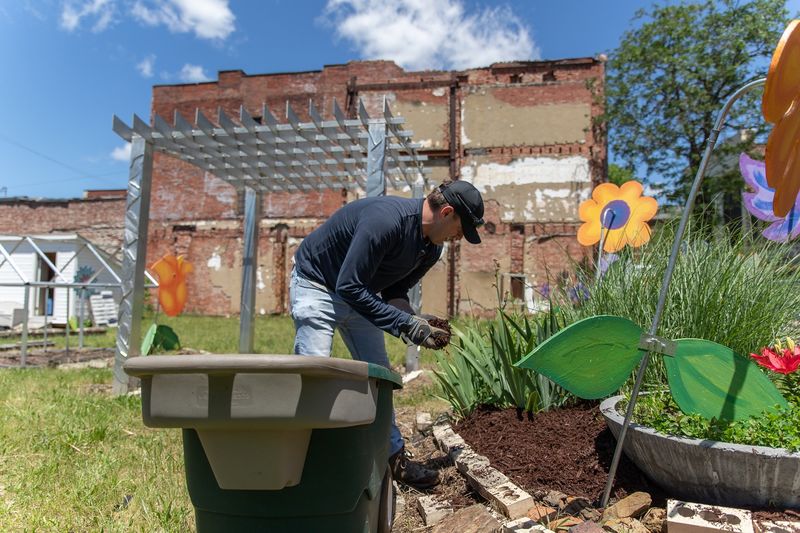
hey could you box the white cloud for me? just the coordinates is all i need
[324,0,538,71]
[110,143,131,162]
[131,0,235,40]
[137,54,156,77]
[60,0,115,32]
[179,63,210,82]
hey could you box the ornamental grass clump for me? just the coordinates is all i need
[577,221,800,362]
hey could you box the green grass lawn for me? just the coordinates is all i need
[0,368,192,531]
[35,313,440,369]
[0,315,448,530]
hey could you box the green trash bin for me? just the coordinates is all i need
[124,354,403,532]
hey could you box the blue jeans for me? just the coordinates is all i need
[289,269,404,455]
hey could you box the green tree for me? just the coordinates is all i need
[606,0,789,214]
[607,163,635,186]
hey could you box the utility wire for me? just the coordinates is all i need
[0,132,126,186]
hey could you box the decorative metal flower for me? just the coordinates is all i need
[741,153,800,242]
[577,181,658,253]
[750,345,800,375]
[763,20,800,218]
[150,254,193,317]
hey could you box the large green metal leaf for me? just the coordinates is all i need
[667,339,788,421]
[514,315,643,399]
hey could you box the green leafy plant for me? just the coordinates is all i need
[433,308,572,418]
[632,391,800,452]
[141,323,181,355]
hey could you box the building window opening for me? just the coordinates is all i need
[36,253,56,316]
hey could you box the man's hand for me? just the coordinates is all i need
[403,315,449,349]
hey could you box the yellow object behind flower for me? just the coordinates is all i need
[577,181,658,253]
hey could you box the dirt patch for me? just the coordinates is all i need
[454,402,662,506]
[0,347,115,368]
[454,402,800,522]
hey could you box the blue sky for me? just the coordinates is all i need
[0,0,795,199]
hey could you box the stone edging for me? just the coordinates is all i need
[432,423,538,521]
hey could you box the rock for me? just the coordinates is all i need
[640,507,665,533]
[602,492,652,521]
[569,522,606,533]
[416,412,433,434]
[754,519,800,533]
[544,490,569,509]
[528,503,558,522]
[417,494,453,526]
[432,504,502,533]
[504,516,552,532]
[548,517,583,531]
[563,497,594,516]
[603,517,650,533]
[580,508,603,522]
[394,482,405,516]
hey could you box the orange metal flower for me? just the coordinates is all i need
[150,254,193,317]
[577,181,658,253]
[762,20,800,124]
[762,20,800,218]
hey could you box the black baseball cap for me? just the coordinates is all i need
[440,181,485,244]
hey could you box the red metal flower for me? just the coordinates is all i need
[750,345,800,375]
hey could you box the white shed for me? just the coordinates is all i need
[0,234,124,327]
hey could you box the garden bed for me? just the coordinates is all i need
[454,402,662,504]
[454,402,800,522]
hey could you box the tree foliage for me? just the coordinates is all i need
[607,0,789,209]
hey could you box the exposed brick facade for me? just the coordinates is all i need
[0,58,605,317]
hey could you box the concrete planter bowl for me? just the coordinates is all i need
[600,395,800,509]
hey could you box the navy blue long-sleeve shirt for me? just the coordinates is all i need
[294,196,442,337]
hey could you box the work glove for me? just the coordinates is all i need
[402,315,449,349]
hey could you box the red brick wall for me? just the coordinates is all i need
[0,58,605,317]
[0,198,126,252]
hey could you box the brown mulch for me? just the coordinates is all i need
[428,318,452,349]
[454,402,800,522]
[454,402,664,507]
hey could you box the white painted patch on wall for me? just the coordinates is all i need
[256,267,265,290]
[207,251,222,270]
[417,139,434,148]
[432,88,445,97]
[460,102,471,145]
[460,156,591,189]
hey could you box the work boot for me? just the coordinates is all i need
[389,447,440,490]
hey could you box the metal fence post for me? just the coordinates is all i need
[239,187,262,353]
[112,134,154,395]
[20,284,29,367]
[78,288,85,349]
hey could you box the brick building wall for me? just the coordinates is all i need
[0,57,605,317]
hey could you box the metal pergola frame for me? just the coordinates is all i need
[111,98,431,394]
[0,234,156,366]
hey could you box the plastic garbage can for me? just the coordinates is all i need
[124,354,403,533]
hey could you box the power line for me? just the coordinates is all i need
[0,132,125,186]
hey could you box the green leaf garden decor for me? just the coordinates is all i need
[516,317,787,421]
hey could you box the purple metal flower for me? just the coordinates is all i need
[741,153,800,242]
